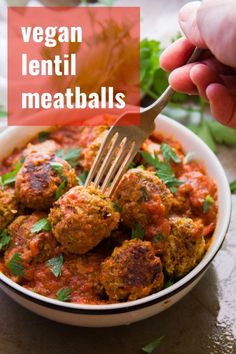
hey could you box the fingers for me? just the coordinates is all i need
[168,63,198,94]
[178,1,206,48]
[159,37,195,72]
[190,64,222,99]
[197,0,236,67]
[206,83,236,128]
[168,62,222,96]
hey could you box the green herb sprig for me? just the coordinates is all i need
[0,229,10,251]
[0,162,22,188]
[131,224,145,240]
[56,148,81,167]
[56,287,72,302]
[47,255,63,278]
[7,252,24,277]
[142,336,165,354]
[31,218,51,234]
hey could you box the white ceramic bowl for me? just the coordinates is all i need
[0,115,231,327]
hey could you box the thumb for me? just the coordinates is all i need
[178,1,206,48]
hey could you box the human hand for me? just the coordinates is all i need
[160,0,236,128]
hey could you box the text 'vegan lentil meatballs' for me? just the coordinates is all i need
[49,185,120,254]
[15,152,77,210]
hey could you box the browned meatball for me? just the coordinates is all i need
[22,140,60,158]
[15,153,77,210]
[113,169,173,228]
[0,188,21,230]
[80,130,107,172]
[49,185,120,254]
[4,213,59,266]
[162,217,205,277]
[100,239,164,301]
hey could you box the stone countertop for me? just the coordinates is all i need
[1,0,236,353]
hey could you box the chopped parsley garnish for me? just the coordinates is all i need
[203,195,214,213]
[50,161,64,176]
[131,224,145,240]
[153,233,164,243]
[77,171,88,186]
[230,180,236,193]
[164,279,174,288]
[47,255,63,278]
[56,148,81,167]
[7,252,24,277]
[0,162,22,188]
[141,336,165,354]
[141,186,149,201]
[183,151,196,165]
[56,287,72,302]
[55,179,67,200]
[160,143,180,163]
[141,151,182,194]
[0,229,10,251]
[31,218,51,233]
[38,131,50,142]
[112,202,121,212]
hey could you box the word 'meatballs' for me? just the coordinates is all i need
[49,186,120,254]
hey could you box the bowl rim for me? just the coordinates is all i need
[0,114,232,314]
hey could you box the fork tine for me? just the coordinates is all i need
[100,138,134,194]
[106,142,138,197]
[93,133,123,188]
[85,129,117,187]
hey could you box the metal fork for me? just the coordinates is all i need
[85,47,203,197]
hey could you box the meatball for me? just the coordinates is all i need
[22,140,60,158]
[15,153,77,210]
[4,213,59,266]
[113,169,173,228]
[49,185,120,254]
[162,217,205,277]
[100,239,164,301]
[80,130,107,172]
[0,188,20,230]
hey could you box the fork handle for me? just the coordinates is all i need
[144,47,204,120]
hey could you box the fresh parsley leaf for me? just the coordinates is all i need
[141,151,182,193]
[50,162,63,176]
[0,106,7,118]
[0,162,22,188]
[112,202,121,212]
[56,287,72,302]
[230,180,236,193]
[183,151,196,165]
[141,186,149,201]
[203,195,214,213]
[208,121,236,145]
[188,121,217,153]
[56,148,80,167]
[0,229,10,251]
[141,151,159,167]
[153,234,164,243]
[142,336,164,354]
[38,131,50,142]
[164,279,174,288]
[31,218,51,233]
[55,179,67,200]
[77,171,88,186]
[160,143,180,164]
[7,252,24,277]
[47,255,63,278]
[131,224,145,240]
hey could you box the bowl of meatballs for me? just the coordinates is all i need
[0,114,231,327]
